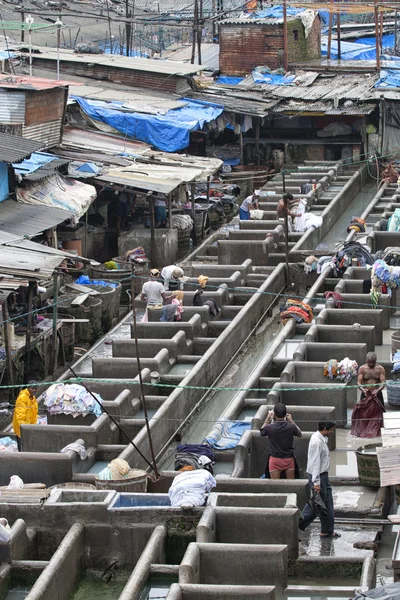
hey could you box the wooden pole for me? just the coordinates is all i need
[125,0,131,56]
[395,9,398,53]
[2,300,14,400]
[254,117,260,166]
[337,11,341,60]
[21,6,25,42]
[206,175,211,202]
[282,171,289,287]
[148,192,156,267]
[168,193,172,229]
[24,281,35,381]
[197,0,202,64]
[283,0,288,71]
[379,10,383,54]
[191,0,198,64]
[375,0,381,72]
[327,0,333,59]
[190,182,197,246]
[51,272,59,374]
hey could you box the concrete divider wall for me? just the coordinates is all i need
[167,583,275,600]
[304,325,375,353]
[218,239,274,266]
[293,342,367,366]
[121,263,286,468]
[324,295,390,329]
[27,523,84,600]
[316,308,383,345]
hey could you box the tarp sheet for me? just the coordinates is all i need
[321,38,377,60]
[353,582,400,600]
[75,96,224,153]
[216,76,244,85]
[251,4,329,25]
[375,69,400,88]
[354,33,394,50]
[16,172,96,220]
[13,152,58,176]
[203,419,251,450]
[252,71,295,85]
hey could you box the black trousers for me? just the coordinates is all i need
[16,437,21,452]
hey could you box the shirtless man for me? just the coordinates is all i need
[277,193,299,232]
[357,352,386,407]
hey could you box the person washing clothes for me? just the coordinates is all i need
[358,352,386,408]
[260,403,302,479]
[277,193,300,232]
[299,421,340,538]
[141,269,168,322]
[160,265,187,291]
[239,190,260,220]
[12,381,39,451]
[168,456,216,508]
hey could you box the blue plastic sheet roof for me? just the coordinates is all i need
[75,97,224,152]
[216,76,243,85]
[375,69,400,89]
[250,4,330,25]
[252,71,295,85]
[321,34,394,61]
[13,152,59,175]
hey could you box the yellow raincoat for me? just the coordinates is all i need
[12,388,38,437]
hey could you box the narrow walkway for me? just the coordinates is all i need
[317,181,378,252]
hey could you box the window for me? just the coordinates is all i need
[293,29,299,41]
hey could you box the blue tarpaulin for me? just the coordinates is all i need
[321,38,377,60]
[354,33,394,50]
[252,70,295,85]
[13,152,59,176]
[250,5,331,26]
[375,69,400,88]
[216,76,244,85]
[74,97,224,152]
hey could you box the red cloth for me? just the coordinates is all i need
[351,391,385,438]
[269,456,295,472]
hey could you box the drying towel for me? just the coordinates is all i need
[203,419,251,450]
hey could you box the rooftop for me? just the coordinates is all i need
[0,73,71,91]
[0,198,73,237]
[18,46,206,76]
[0,132,43,163]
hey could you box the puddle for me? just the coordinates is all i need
[274,341,300,360]
[135,408,157,419]
[238,407,258,419]
[213,461,233,476]
[70,570,130,600]
[139,576,177,600]
[86,461,109,475]
[299,523,379,558]
[5,589,31,600]
[168,363,195,376]
[329,449,358,477]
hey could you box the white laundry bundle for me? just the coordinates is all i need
[168,469,216,507]
[249,209,264,220]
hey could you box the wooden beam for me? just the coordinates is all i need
[1,300,14,400]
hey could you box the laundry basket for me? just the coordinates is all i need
[95,469,148,492]
[387,374,400,407]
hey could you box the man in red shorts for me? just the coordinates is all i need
[260,403,302,479]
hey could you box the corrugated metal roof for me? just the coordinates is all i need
[69,84,186,115]
[0,245,67,278]
[13,152,69,181]
[0,90,25,124]
[22,47,206,76]
[93,172,182,195]
[263,73,377,102]
[22,119,63,149]
[161,43,219,70]
[0,74,70,91]
[0,133,43,163]
[219,15,298,25]
[61,128,151,156]
[0,198,72,237]
[187,88,278,116]
[273,100,376,115]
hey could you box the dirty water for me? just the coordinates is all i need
[70,570,130,600]
[299,523,379,558]
[139,576,177,600]
[168,363,195,377]
[5,589,31,600]
[86,460,109,475]
[212,461,233,476]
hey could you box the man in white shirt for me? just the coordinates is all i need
[239,190,260,220]
[141,269,167,310]
[161,265,187,291]
[299,421,340,538]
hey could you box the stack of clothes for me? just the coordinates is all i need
[324,358,358,383]
[332,242,374,277]
[371,259,400,302]
[44,383,103,418]
[124,246,148,264]
[347,217,366,234]
[280,299,313,324]
[174,444,215,471]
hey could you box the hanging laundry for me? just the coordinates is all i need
[387,208,400,232]
[324,291,343,308]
